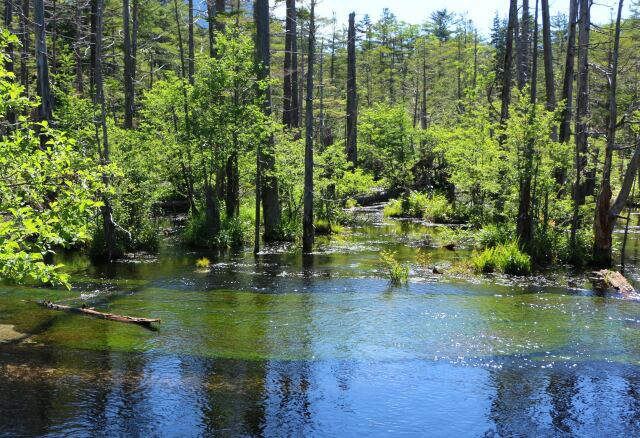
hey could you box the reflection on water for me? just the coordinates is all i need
[1,213,640,436]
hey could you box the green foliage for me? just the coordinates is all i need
[384,192,452,223]
[0,34,105,287]
[196,258,211,269]
[380,250,410,285]
[472,241,532,276]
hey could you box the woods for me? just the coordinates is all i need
[1,0,640,287]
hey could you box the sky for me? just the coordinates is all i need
[276,0,632,36]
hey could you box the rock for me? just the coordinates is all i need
[0,324,26,343]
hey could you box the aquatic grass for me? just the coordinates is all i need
[380,250,410,285]
[472,241,532,276]
[415,248,433,267]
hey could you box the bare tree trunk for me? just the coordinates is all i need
[4,0,14,74]
[254,0,282,241]
[500,0,517,123]
[541,0,556,114]
[283,0,299,129]
[123,0,134,128]
[570,0,591,250]
[593,0,624,267]
[74,0,83,93]
[517,0,530,89]
[559,0,577,143]
[93,0,117,260]
[346,12,357,166]
[188,0,195,84]
[516,0,539,248]
[302,0,315,254]
[19,0,28,92]
[35,0,51,123]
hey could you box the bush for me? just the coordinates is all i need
[472,241,532,276]
[383,192,453,223]
[477,224,515,249]
[184,213,250,248]
[380,250,410,285]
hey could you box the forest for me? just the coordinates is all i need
[1,0,640,285]
[3,0,640,435]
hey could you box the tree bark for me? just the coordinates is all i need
[254,0,282,241]
[74,0,83,93]
[516,0,539,247]
[34,0,51,123]
[123,0,135,128]
[500,0,517,123]
[302,0,315,254]
[188,0,195,84]
[93,0,117,260]
[19,0,28,92]
[574,0,591,206]
[541,0,556,114]
[283,0,299,129]
[346,12,358,166]
[4,0,14,74]
[559,0,577,143]
[517,0,530,90]
[593,0,624,267]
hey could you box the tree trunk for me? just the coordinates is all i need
[4,0,14,74]
[346,12,358,166]
[517,0,530,90]
[593,0,624,267]
[500,0,517,123]
[34,0,51,123]
[123,0,134,128]
[541,0,556,114]
[19,0,28,92]
[559,0,577,143]
[74,0,83,93]
[516,0,539,248]
[283,0,299,129]
[254,0,282,241]
[187,0,195,84]
[302,0,316,254]
[93,0,117,260]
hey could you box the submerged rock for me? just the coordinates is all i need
[0,324,26,343]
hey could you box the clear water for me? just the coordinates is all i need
[2,210,640,436]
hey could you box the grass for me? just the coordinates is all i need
[383,192,453,223]
[380,250,410,285]
[472,241,532,276]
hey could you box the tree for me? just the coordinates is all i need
[430,9,455,42]
[501,0,518,123]
[254,0,282,241]
[302,0,316,254]
[34,0,51,124]
[517,0,530,89]
[559,0,577,143]
[346,12,358,165]
[123,0,135,128]
[283,0,300,129]
[593,0,632,267]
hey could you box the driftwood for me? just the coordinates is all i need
[590,270,635,295]
[41,301,161,327]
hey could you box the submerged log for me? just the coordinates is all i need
[41,301,161,327]
[590,270,635,296]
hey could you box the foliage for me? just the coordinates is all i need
[0,35,105,287]
[196,258,210,269]
[380,250,410,285]
[472,241,532,276]
[384,192,452,223]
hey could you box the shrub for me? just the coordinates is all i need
[184,213,250,248]
[415,248,433,267]
[477,224,515,249]
[380,250,410,285]
[383,199,404,218]
[423,194,452,223]
[472,241,532,276]
[383,192,453,223]
[345,198,359,209]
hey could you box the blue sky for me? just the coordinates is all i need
[276,0,632,36]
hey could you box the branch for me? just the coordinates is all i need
[611,136,640,218]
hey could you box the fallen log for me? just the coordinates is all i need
[41,301,161,327]
[590,270,636,296]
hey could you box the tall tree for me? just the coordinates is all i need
[283,0,300,129]
[254,0,282,241]
[516,0,539,247]
[123,0,135,128]
[19,0,28,91]
[517,0,530,89]
[593,0,631,266]
[346,11,357,165]
[302,0,316,254]
[500,0,518,123]
[4,0,13,74]
[92,0,117,259]
[541,0,556,114]
[34,0,51,123]
[559,0,577,143]
[188,0,195,84]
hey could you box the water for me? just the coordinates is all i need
[2,210,640,436]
